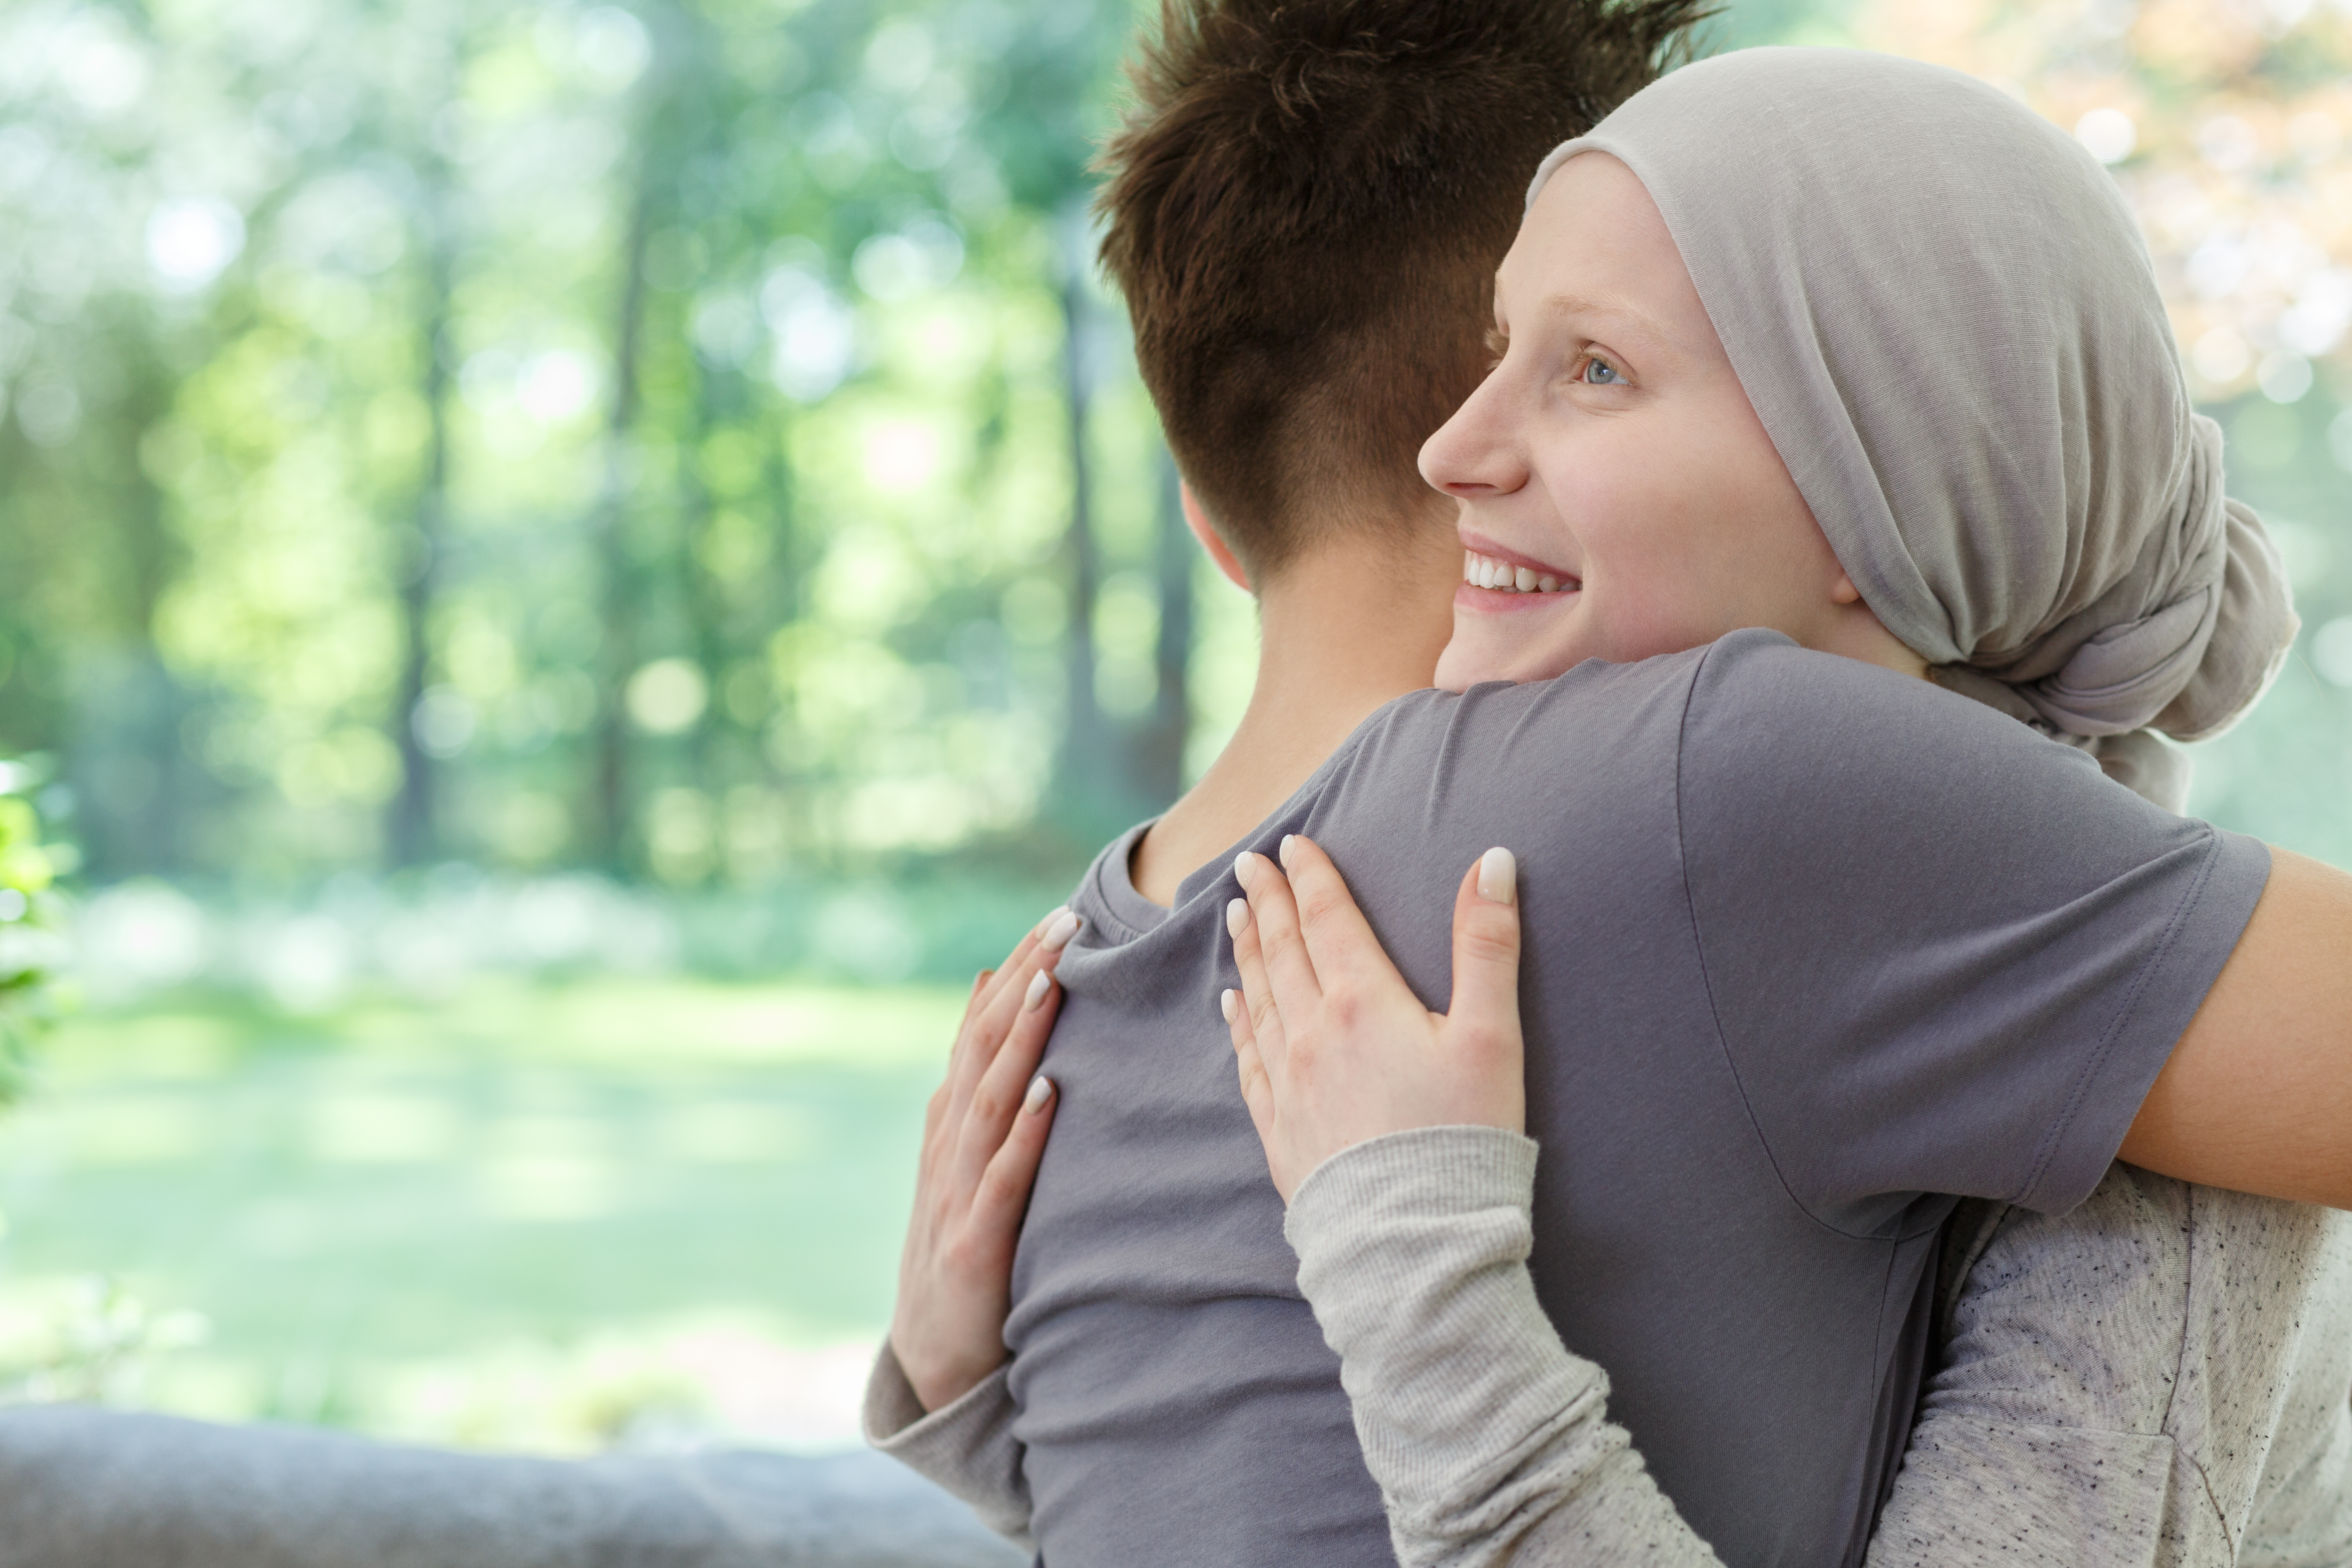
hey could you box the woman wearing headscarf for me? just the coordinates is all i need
[1222,48,2352,1565]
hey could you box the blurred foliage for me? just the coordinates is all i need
[0,0,1209,904]
[0,758,71,1102]
[0,1276,210,1410]
[0,0,2345,916]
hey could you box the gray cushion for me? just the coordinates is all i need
[0,1405,1024,1568]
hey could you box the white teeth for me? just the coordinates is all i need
[1461,550,1573,594]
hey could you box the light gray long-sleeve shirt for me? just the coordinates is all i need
[867,1131,2352,1565]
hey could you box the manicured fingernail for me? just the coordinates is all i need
[1033,904,1069,940]
[1220,988,1238,1023]
[1278,833,1295,865]
[1226,897,1248,937]
[1041,911,1081,951]
[1024,1075,1054,1113]
[1477,846,1517,905]
[1023,969,1052,1010]
[1232,851,1253,887]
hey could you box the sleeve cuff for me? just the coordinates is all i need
[2017,828,2271,1215]
[862,1342,1034,1550]
[1287,1123,1540,1244]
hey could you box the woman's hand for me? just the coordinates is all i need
[1224,835,1524,1201]
[889,906,1079,1412]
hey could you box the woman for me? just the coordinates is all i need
[1221,47,2352,1565]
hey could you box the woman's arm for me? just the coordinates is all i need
[1225,838,2343,1567]
[865,905,1084,1543]
[1227,840,1726,1565]
[1278,1124,1727,1568]
[2121,849,2352,1210]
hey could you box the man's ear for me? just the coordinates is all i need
[1181,482,1253,594]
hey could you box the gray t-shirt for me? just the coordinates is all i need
[1002,630,2270,1568]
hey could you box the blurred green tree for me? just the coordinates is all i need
[0,759,68,1101]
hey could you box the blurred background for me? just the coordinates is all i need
[0,0,2347,1456]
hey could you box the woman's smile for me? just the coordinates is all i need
[1456,530,1580,615]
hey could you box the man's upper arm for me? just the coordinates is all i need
[2120,849,2352,1210]
[1677,631,2269,1223]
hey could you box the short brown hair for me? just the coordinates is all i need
[1098,0,1711,576]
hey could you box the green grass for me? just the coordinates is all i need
[0,979,961,1450]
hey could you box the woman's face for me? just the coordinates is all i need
[1423,152,1852,692]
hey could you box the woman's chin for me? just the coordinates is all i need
[1436,613,1589,692]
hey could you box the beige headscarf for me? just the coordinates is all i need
[1528,48,2298,811]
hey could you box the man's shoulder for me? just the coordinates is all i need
[1682,627,2054,754]
[1342,640,1722,769]
[1677,629,2113,824]
[1301,646,1719,867]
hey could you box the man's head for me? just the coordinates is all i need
[1096,0,1711,585]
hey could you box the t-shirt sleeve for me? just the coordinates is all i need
[1675,630,2271,1228]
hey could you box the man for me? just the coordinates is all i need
[868,2,2352,1564]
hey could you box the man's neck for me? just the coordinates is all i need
[1130,535,1455,906]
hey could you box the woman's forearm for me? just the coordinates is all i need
[1283,1127,1728,1568]
[862,1341,1035,1550]
[1287,1132,2296,1568]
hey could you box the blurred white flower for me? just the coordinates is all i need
[412,687,478,760]
[2192,327,2251,383]
[257,914,354,1014]
[760,267,855,401]
[2312,617,2352,689]
[626,659,708,735]
[2198,115,2262,173]
[2075,107,2136,164]
[850,220,963,302]
[2281,269,2352,357]
[73,883,208,1001]
[861,419,943,494]
[2258,350,2314,403]
[575,7,651,91]
[146,198,246,293]
[517,351,601,423]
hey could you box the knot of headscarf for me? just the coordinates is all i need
[1527,48,2299,811]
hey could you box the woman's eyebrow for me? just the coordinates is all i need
[1540,292,1683,354]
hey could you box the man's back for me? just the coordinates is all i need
[1008,633,2268,1566]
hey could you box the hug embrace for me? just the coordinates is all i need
[872,4,2352,1566]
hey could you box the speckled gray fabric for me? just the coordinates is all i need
[1877,1164,2352,1566]
[869,1142,2352,1565]
[1276,1134,2352,1568]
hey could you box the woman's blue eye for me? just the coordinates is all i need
[1581,358,1620,385]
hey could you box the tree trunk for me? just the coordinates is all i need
[387,180,454,868]
[585,173,656,871]
[1132,445,1192,805]
[1057,269,1104,811]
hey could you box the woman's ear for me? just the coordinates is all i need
[1181,482,1253,594]
[1831,570,1864,606]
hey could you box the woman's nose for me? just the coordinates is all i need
[1419,375,1527,499]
